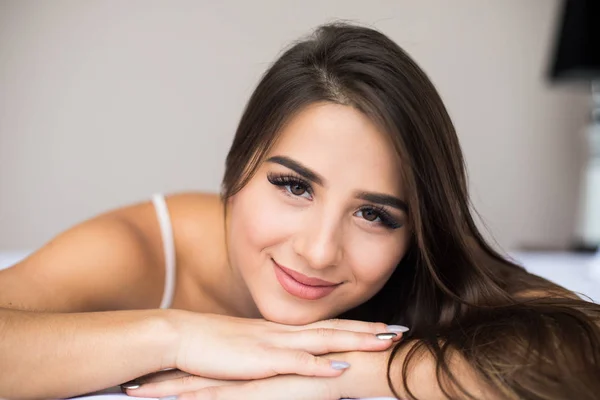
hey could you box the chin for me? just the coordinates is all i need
[256,299,332,325]
[260,306,323,326]
[265,313,319,326]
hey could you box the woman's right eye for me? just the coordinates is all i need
[267,173,313,199]
[287,182,309,197]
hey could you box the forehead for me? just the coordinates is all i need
[268,102,404,196]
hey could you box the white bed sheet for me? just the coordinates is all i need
[70,396,397,400]
[73,395,398,400]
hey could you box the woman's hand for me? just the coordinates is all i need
[126,373,340,400]
[125,350,398,400]
[166,311,405,380]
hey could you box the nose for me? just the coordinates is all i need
[292,208,343,270]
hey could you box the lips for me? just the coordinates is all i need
[276,264,338,287]
[272,259,341,301]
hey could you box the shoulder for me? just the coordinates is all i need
[114,191,223,250]
[114,191,225,275]
[157,192,227,280]
[0,200,166,311]
[161,192,224,238]
[0,192,223,312]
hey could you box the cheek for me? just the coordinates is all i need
[228,180,298,254]
[346,234,407,286]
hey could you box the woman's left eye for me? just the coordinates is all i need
[355,207,402,229]
[357,208,379,222]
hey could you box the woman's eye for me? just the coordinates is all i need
[267,173,313,199]
[357,208,381,222]
[288,183,308,197]
[355,207,402,229]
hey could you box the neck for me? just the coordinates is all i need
[208,201,261,318]
[222,257,262,318]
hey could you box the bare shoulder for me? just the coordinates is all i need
[112,191,223,261]
[159,192,224,240]
[159,192,226,276]
[0,192,222,313]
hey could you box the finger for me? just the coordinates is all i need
[178,375,335,400]
[274,328,398,354]
[124,375,236,398]
[266,349,353,377]
[296,318,408,339]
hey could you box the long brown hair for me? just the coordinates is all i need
[221,22,600,399]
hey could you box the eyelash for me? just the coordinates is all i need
[267,173,314,197]
[358,205,402,229]
[266,173,402,230]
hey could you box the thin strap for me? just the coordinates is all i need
[152,193,176,309]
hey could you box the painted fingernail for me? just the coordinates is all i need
[121,382,141,390]
[376,332,397,340]
[159,397,178,400]
[330,360,351,370]
[387,325,410,333]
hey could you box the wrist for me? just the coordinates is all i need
[324,350,395,399]
[143,308,183,370]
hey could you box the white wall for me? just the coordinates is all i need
[0,0,590,250]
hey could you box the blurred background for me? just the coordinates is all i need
[1,0,599,299]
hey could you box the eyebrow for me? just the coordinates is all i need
[355,192,408,213]
[266,155,409,213]
[266,156,324,185]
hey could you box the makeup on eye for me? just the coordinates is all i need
[267,173,313,198]
[266,171,404,229]
[265,155,408,212]
[355,205,403,229]
[266,156,324,186]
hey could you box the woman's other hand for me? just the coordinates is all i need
[124,349,398,400]
[127,374,340,400]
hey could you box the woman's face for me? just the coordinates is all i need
[227,102,410,325]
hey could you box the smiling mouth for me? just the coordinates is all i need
[272,259,342,301]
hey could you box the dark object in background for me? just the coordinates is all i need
[548,0,600,253]
[549,0,600,83]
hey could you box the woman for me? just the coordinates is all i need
[1,22,599,400]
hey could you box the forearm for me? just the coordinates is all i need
[329,342,493,400]
[0,307,179,399]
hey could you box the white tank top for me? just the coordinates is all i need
[151,193,176,309]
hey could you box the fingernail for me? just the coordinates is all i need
[387,325,410,333]
[159,397,178,400]
[376,332,397,340]
[121,382,141,390]
[330,360,351,370]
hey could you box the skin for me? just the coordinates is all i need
[1,100,544,399]
[4,101,536,400]
[138,101,410,322]
[121,102,448,399]
[125,345,497,400]
[224,102,411,324]
[0,102,418,399]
